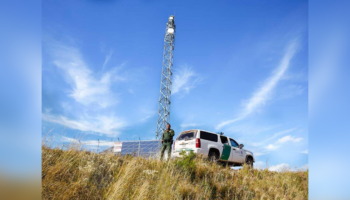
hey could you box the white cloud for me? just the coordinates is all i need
[236,128,301,156]
[260,134,303,152]
[276,135,303,144]
[244,128,296,148]
[42,113,126,136]
[141,115,152,122]
[266,144,279,150]
[215,116,246,130]
[61,136,115,147]
[42,38,132,137]
[216,40,299,130]
[254,161,265,170]
[301,149,308,154]
[180,123,202,129]
[268,163,308,172]
[102,50,113,70]
[172,65,201,95]
[47,40,125,108]
[253,152,266,157]
[243,41,298,115]
[252,160,307,172]
[269,163,290,172]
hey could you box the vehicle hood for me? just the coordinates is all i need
[243,149,254,156]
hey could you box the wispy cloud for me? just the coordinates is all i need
[216,40,299,130]
[46,40,125,108]
[244,129,302,154]
[42,37,132,137]
[138,109,156,122]
[276,135,303,144]
[180,123,202,129]
[264,135,303,151]
[301,149,308,154]
[102,50,113,70]
[234,128,297,157]
[141,115,153,122]
[259,128,297,144]
[61,136,115,147]
[42,113,126,136]
[172,65,201,95]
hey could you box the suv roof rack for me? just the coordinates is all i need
[216,132,224,135]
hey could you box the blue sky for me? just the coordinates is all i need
[42,0,308,170]
[0,0,41,176]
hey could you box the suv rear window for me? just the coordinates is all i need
[200,131,218,142]
[177,132,195,141]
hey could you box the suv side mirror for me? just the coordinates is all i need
[239,144,244,149]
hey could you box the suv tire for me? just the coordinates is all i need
[208,150,219,163]
[246,156,253,168]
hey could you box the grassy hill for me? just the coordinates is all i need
[42,146,308,200]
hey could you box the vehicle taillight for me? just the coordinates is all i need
[173,142,175,150]
[196,138,201,148]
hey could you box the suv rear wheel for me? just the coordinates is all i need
[208,150,219,163]
[246,156,253,168]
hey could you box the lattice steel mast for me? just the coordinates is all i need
[156,15,176,140]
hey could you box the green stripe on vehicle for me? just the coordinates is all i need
[220,144,231,160]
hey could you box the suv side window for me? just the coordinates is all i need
[220,136,229,145]
[200,131,218,142]
[177,132,195,141]
[230,138,239,148]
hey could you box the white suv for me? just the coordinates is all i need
[172,129,255,167]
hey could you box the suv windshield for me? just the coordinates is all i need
[177,132,195,141]
[229,138,239,147]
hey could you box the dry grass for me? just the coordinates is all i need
[42,145,308,200]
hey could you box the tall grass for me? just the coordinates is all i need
[42,145,308,200]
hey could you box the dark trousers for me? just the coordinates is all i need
[160,142,172,160]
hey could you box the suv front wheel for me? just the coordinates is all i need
[246,157,253,168]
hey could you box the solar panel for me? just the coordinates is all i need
[120,140,162,158]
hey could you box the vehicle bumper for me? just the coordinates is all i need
[172,148,205,158]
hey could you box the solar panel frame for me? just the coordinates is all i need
[120,140,162,158]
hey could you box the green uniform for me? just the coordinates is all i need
[160,129,175,160]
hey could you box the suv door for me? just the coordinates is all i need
[219,136,231,161]
[199,131,219,158]
[229,138,245,163]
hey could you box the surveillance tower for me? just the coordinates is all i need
[156,15,176,140]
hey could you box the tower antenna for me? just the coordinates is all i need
[156,15,176,140]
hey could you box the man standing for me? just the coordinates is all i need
[160,123,175,160]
